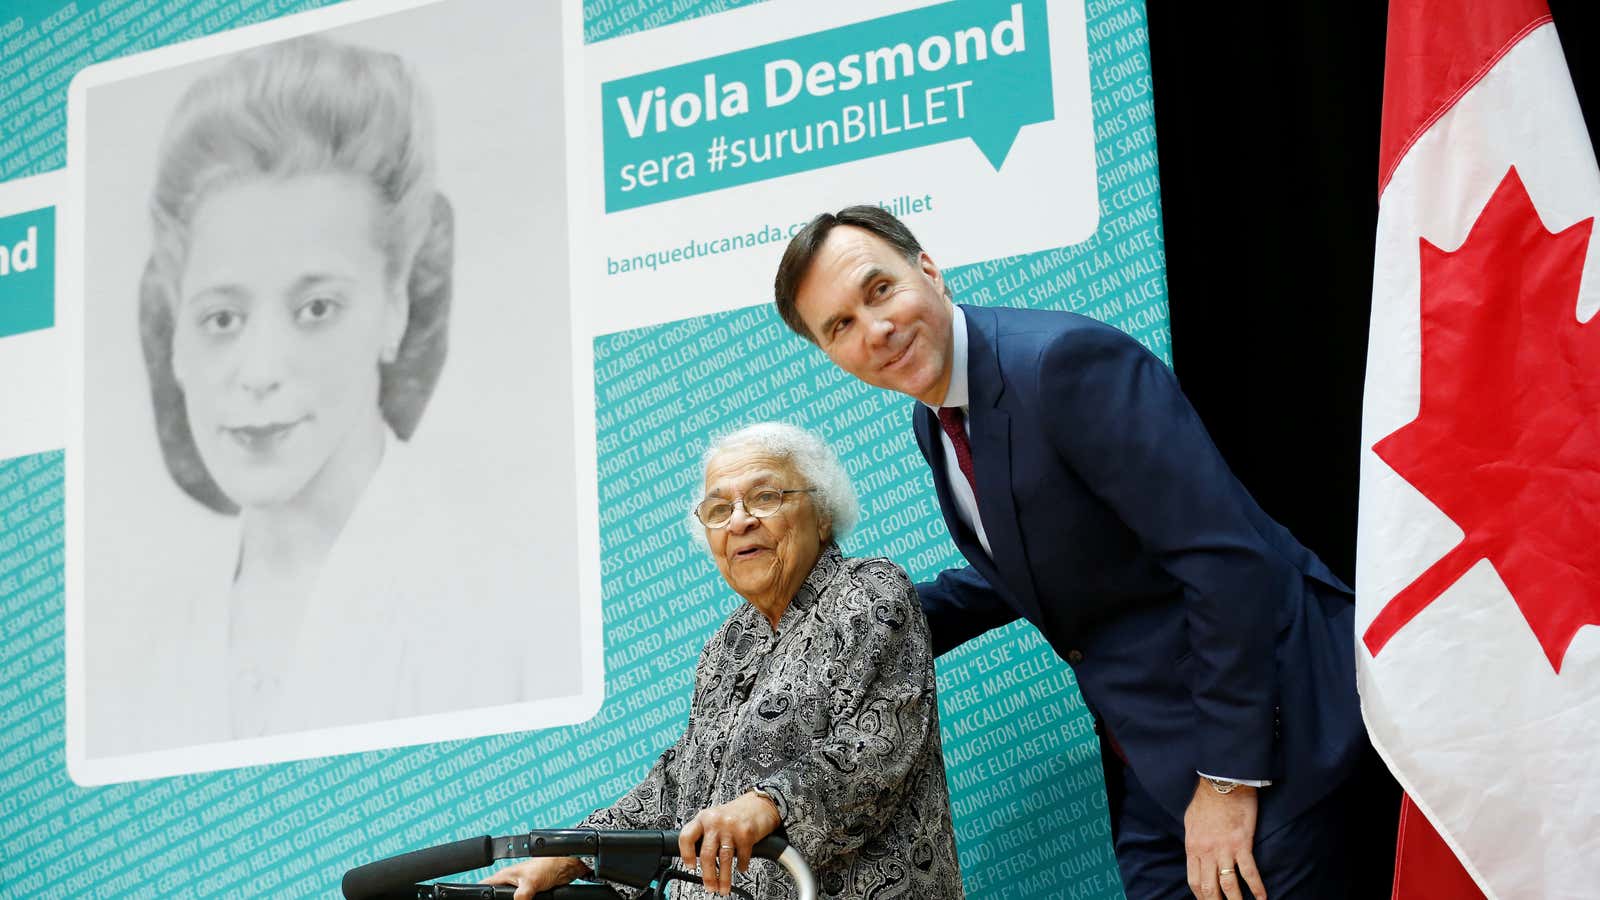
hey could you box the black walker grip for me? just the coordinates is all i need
[752,835,790,860]
[417,886,621,899]
[659,830,791,861]
[342,835,495,899]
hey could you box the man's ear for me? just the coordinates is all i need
[919,250,946,296]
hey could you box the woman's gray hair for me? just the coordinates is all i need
[686,422,860,550]
[139,35,452,515]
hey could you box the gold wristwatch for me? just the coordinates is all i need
[1204,776,1241,795]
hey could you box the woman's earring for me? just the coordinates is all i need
[381,341,400,364]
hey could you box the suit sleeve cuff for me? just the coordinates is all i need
[1197,770,1271,787]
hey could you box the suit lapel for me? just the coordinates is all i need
[961,306,1045,623]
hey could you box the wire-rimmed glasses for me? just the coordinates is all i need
[694,486,815,528]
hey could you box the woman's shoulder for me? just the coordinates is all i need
[836,554,915,594]
[817,553,922,626]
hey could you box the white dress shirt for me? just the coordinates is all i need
[921,307,993,559]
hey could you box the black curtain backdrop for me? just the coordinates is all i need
[1147,0,1597,894]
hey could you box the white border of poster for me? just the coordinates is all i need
[61,0,606,785]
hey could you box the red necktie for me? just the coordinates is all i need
[937,407,978,501]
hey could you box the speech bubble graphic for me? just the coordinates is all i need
[0,207,53,341]
[600,0,1055,213]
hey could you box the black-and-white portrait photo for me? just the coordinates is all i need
[70,0,588,780]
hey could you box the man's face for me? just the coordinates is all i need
[792,225,955,406]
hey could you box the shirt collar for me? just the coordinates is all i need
[940,305,966,408]
[921,304,969,411]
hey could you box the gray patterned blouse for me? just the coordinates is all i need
[580,546,964,900]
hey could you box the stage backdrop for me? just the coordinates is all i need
[1,0,1165,896]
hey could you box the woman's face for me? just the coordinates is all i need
[171,172,406,510]
[702,451,829,611]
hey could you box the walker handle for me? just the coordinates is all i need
[663,831,817,900]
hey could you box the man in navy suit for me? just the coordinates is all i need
[773,206,1367,900]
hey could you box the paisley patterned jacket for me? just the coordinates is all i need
[581,546,964,899]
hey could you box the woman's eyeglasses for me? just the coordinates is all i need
[694,487,814,528]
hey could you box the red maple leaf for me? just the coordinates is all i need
[1366,166,1600,673]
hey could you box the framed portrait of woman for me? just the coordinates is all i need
[63,0,600,784]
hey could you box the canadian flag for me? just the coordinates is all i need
[1358,1,1600,898]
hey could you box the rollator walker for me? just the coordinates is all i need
[342,828,818,900]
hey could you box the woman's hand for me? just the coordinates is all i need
[480,856,589,900]
[677,791,783,896]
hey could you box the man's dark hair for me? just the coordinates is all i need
[774,205,935,344]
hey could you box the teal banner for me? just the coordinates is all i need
[601,0,1053,211]
[0,207,52,339]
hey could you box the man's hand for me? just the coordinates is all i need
[480,857,589,900]
[677,791,783,896]
[1183,779,1267,900]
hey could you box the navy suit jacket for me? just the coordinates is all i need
[914,305,1364,837]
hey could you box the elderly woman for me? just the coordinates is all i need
[488,423,963,899]
[106,34,525,746]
